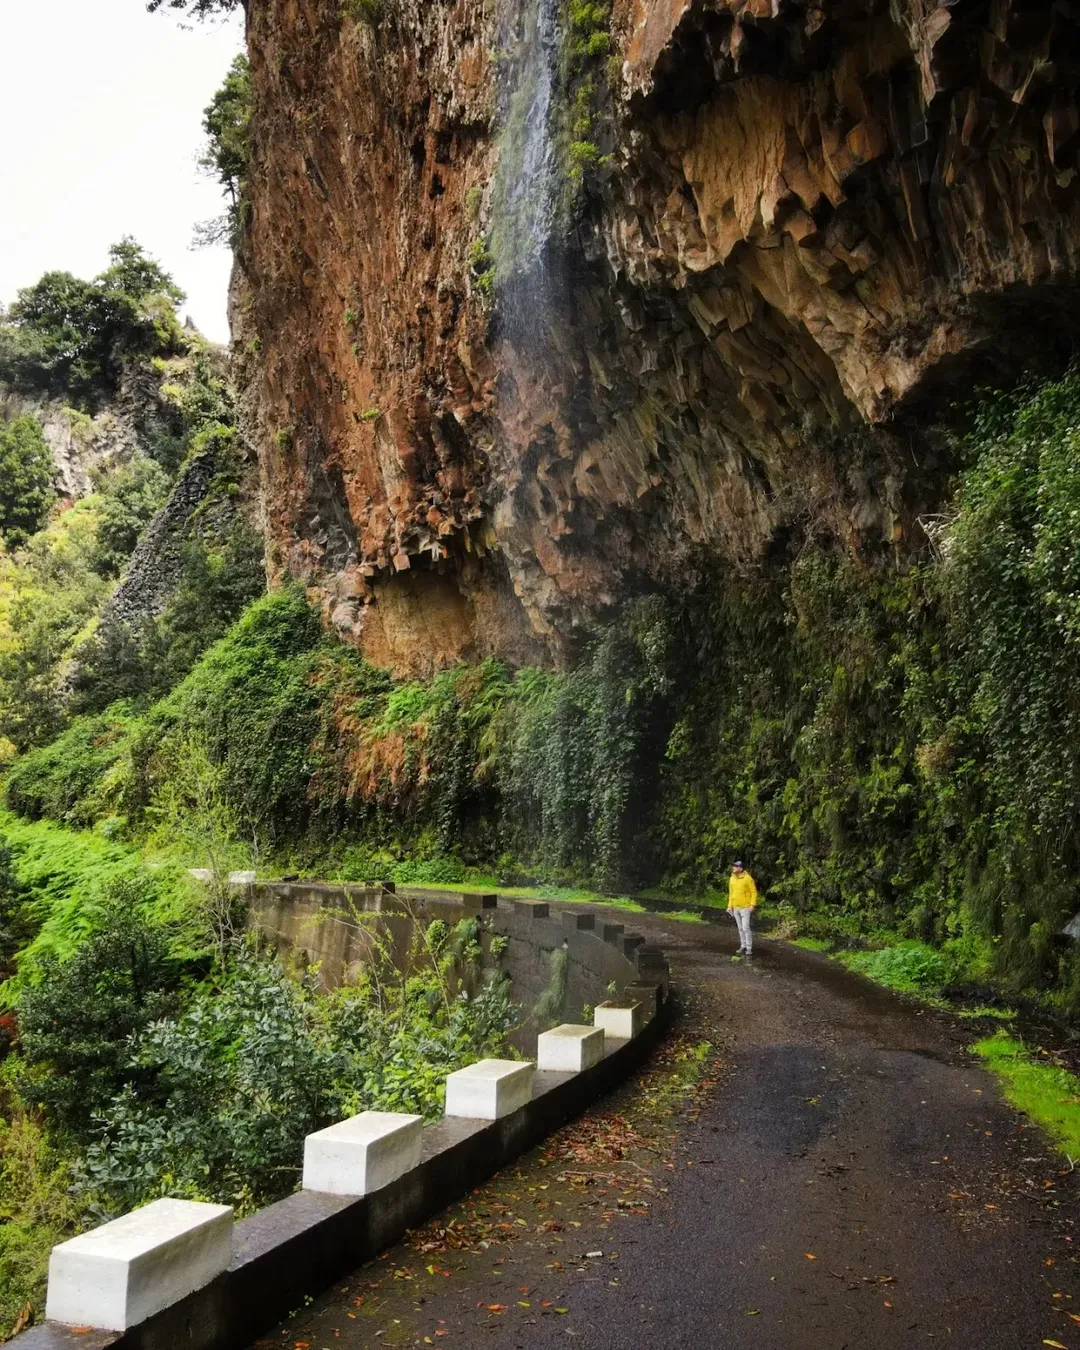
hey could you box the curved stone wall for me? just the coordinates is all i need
[246,882,667,1042]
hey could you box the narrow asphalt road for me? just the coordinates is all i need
[254,913,1080,1350]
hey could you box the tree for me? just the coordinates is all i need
[195,55,252,247]
[0,241,184,410]
[0,417,55,548]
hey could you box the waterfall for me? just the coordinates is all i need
[491,0,562,337]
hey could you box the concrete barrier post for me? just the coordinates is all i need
[594,1000,643,1040]
[46,1198,233,1332]
[537,1024,605,1072]
[445,1059,535,1119]
[303,1112,423,1196]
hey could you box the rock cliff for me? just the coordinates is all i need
[235,0,1080,674]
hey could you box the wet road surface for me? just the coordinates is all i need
[253,912,1080,1350]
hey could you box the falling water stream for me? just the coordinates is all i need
[492,0,563,343]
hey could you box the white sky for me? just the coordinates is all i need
[0,0,243,345]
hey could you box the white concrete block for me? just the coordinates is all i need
[537,1024,605,1073]
[187,868,214,883]
[228,870,256,886]
[46,1198,232,1332]
[444,1059,535,1120]
[593,1001,643,1041]
[303,1111,423,1196]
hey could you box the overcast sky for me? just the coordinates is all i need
[0,0,243,344]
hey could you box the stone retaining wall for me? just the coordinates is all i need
[247,883,665,1042]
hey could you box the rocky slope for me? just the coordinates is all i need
[235,0,1080,674]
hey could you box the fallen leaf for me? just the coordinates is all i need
[746,1309,760,1316]
[555,1307,569,1315]
[487,1303,506,1314]
[1042,1341,1068,1348]
[804,1252,818,1261]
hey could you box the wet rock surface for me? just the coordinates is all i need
[238,0,1080,672]
[253,910,1080,1348]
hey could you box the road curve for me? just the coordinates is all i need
[254,911,1080,1350]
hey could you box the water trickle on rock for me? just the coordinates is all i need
[491,0,563,343]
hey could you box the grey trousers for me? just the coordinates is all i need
[731,906,754,953]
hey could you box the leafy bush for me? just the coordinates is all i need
[0,1112,79,1340]
[89,458,171,578]
[0,498,112,750]
[0,416,55,549]
[0,810,192,980]
[75,923,515,1217]
[390,856,468,886]
[13,880,186,1140]
[4,706,139,827]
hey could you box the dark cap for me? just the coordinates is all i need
[733,860,744,868]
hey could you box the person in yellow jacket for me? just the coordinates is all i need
[726,860,759,956]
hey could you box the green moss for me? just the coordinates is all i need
[467,235,496,298]
[790,936,831,952]
[464,186,484,221]
[973,1032,1080,1157]
[341,0,381,24]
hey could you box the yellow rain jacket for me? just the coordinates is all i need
[727,871,758,910]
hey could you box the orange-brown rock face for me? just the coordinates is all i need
[237,0,1080,673]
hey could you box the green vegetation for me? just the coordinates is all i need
[341,0,382,25]
[0,815,515,1331]
[18,369,1080,1015]
[147,0,239,15]
[841,941,956,998]
[0,249,260,754]
[194,55,252,248]
[468,235,496,298]
[559,0,612,198]
[0,240,185,412]
[973,1032,1080,1158]
[0,419,55,550]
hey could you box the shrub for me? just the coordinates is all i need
[75,925,515,1216]
[14,879,186,1141]
[4,706,139,827]
[0,1113,79,1339]
[0,417,55,549]
[89,458,171,578]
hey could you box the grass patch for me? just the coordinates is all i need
[663,909,704,924]
[0,808,197,1000]
[838,941,950,997]
[973,1032,1080,1158]
[789,935,831,952]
